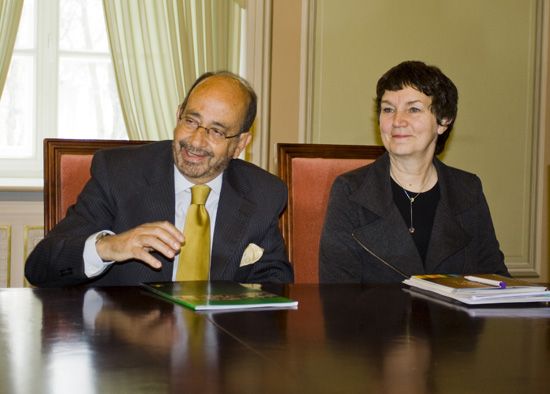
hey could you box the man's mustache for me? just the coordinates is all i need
[178,141,214,158]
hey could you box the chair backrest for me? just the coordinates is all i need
[278,143,386,283]
[43,138,152,235]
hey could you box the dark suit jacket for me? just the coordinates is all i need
[319,153,509,283]
[26,141,293,286]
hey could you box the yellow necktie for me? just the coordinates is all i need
[176,185,211,281]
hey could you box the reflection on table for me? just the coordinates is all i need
[1,284,549,393]
[0,286,293,394]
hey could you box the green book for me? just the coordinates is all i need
[142,281,298,311]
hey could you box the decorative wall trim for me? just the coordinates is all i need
[510,0,549,277]
[0,201,43,287]
[531,0,550,279]
[23,225,44,287]
[0,225,11,287]
[299,0,315,143]
[246,0,272,169]
[302,0,549,279]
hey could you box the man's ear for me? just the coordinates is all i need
[233,132,252,158]
[176,104,184,122]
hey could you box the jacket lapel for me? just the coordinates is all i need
[123,141,175,225]
[424,160,470,272]
[125,141,175,280]
[350,154,425,277]
[351,154,471,276]
[352,210,425,278]
[209,160,255,279]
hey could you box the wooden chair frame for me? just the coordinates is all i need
[43,138,151,235]
[277,143,386,282]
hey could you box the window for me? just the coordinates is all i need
[0,0,126,187]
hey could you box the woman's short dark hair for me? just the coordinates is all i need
[375,61,458,155]
[178,71,257,133]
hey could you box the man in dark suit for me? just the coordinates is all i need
[25,71,293,286]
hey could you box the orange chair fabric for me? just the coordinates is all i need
[59,154,94,223]
[44,138,151,235]
[278,144,385,283]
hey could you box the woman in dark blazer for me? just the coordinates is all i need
[319,60,509,283]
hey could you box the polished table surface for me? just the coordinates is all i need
[1,284,549,394]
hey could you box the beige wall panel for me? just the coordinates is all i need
[0,202,43,287]
[269,0,303,171]
[311,0,543,275]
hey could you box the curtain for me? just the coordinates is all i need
[0,0,24,98]
[103,0,243,141]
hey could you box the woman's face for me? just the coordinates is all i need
[379,86,447,160]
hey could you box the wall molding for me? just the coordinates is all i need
[298,0,315,143]
[531,0,550,278]
[301,0,549,279]
[245,0,272,169]
[0,201,43,287]
[0,225,11,287]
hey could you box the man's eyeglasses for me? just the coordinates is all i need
[178,115,242,143]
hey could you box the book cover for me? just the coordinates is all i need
[405,288,550,316]
[142,281,298,311]
[404,274,546,294]
[402,274,550,305]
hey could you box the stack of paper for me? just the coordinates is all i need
[403,274,550,305]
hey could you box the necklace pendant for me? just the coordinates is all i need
[409,227,415,234]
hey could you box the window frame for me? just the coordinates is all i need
[0,0,125,189]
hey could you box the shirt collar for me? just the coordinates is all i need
[174,165,223,196]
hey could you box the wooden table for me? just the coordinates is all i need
[1,284,549,393]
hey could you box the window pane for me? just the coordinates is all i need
[58,57,126,139]
[0,56,34,158]
[59,0,109,52]
[15,0,35,50]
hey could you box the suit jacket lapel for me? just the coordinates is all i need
[124,141,175,280]
[424,160,470,272]
[124,141,175,225]
[350,154,425,277]
[210,161,255,279]
[350,154,471,276]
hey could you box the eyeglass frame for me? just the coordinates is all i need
[176,105,245,142]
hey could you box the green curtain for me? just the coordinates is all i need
[103,0,244,141]
[0,0,24,98]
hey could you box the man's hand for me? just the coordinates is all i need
[96,221,184,269]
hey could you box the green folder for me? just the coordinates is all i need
[142,281,298,311]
